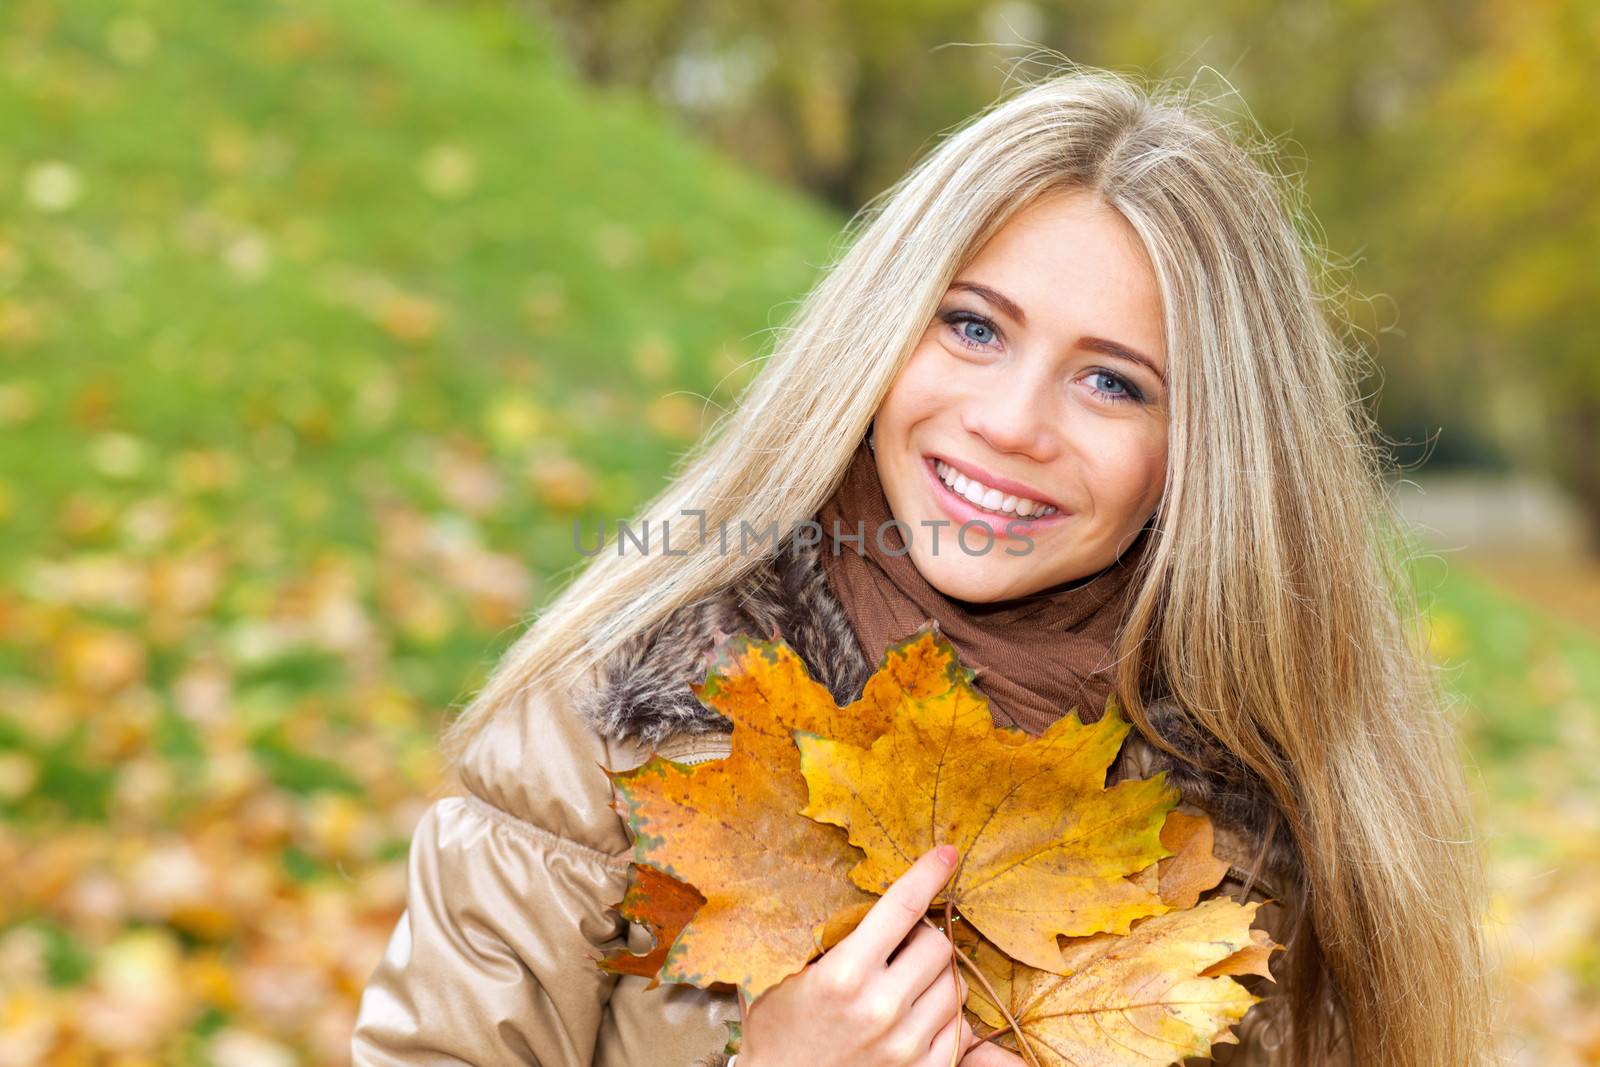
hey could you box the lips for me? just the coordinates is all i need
[922,455,1070,536]
[924,452,1064,512]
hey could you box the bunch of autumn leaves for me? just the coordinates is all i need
[595,623,1280,1067]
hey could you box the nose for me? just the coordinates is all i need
[959,361,1060,461]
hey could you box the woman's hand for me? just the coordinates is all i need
[958,1042,1027,1065]
[737,844,976,1067]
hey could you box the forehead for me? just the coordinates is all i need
[957,189,1166,365]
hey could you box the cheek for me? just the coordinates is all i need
[878,339,953,425]
[1082,423,1168,512]
[1137,424,1169,496]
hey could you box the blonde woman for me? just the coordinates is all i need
[352,64,1491,1067]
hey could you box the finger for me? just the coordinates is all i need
[912,1004,973,1067]
[898,966,965,1060]
[885,923,960,1002]
[959,1041,1028,1066]
[836,844,958,966]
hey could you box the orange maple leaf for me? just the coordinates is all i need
[595,864,706,989]
[607,626,965,997]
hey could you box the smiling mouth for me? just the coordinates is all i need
[923,455,1069,530]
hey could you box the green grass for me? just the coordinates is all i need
[0,0,846,745]
[1414,554,1600,867]
[0,4,850,1055]
[1,0,841,587]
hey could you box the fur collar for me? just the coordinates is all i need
[571,531,1296,890]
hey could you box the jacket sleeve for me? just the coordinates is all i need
[351,676,645,1067]
[351,792,632,1066]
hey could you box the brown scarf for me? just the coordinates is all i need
[815,434,1152,736]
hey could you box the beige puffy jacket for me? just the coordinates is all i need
[352,664,743,1066]
[352,534,1329,1066]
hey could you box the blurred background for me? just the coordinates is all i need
[0,0,1595,1063]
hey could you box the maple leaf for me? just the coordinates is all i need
[595,863,705,989]
[1202,927,1282,981]
[957,897,1274,1067]
[606,625,966,998]
[1141,810,1234,910]
[794,627,1180,974]
[601,619,1280,1067]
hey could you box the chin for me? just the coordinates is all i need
[912,549,1023,604]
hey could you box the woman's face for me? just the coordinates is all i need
[870,187,1169,603]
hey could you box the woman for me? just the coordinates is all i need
[352,65,1491,1067]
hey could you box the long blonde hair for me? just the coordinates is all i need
[441,63,1491,1065]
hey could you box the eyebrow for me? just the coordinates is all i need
[948,280,1167,386]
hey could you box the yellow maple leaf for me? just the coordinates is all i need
[959,897,1272,1067]
[795,626,1179,974]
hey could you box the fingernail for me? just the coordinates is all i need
[935,844,958,866]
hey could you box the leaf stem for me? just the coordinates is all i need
[922,915,1042,1067]
[943,900,961,1067]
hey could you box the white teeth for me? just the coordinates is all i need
[933,460,1057,519]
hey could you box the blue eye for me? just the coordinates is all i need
[1085,370,1142,405]
[958,318,995,346]
[941,310,998,351]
